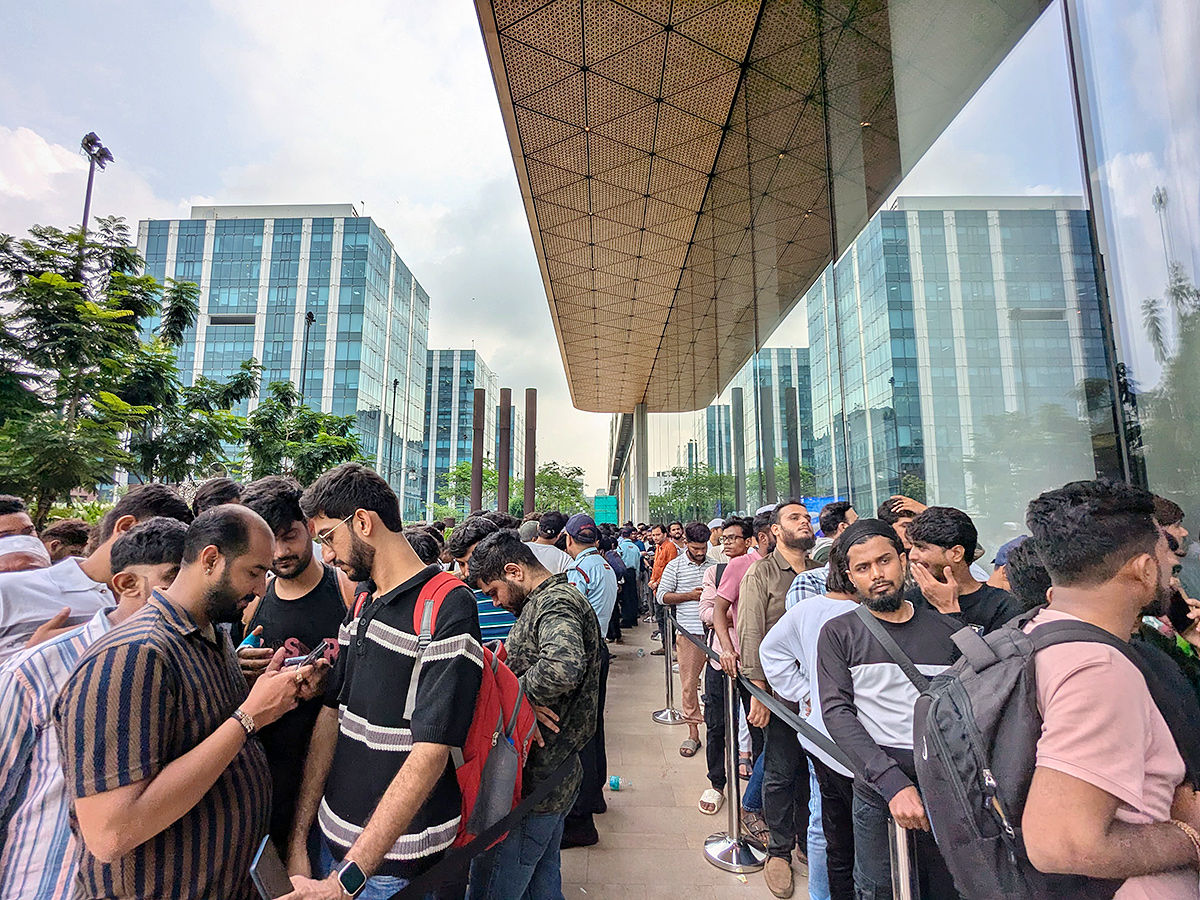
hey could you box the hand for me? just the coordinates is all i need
[281,873,344,900]
[533,704,560,735]
[293,658,331,701]
[747,696,771,728]
[888,785,930,831]
[26,607,73,648]
[237,627,274,683]
[241,648,302,727]
[912,563,960,615]
[888,495,927,517]
[689,588,703,602]
[719,648,740,678]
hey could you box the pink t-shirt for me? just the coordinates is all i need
[1028,609,1195,900]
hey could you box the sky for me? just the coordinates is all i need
[3,0,1181,492]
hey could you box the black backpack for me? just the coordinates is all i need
[913,611,1200,900]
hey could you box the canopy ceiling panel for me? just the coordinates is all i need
[476,0,1050,413]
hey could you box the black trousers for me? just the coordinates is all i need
[703,664,728,791]
[762,707,810,860]
[851,787,960,900]
[566,643,609,829]
[813,758,856,900]
[619,578,639,627]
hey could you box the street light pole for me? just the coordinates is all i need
[298,310,316,407]
[78,132,113,274]
[387,377,400,482]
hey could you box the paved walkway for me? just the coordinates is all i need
[561,622,809,900]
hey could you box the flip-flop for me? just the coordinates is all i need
[738,753,753,779]
[699,788,725,815]
[679,737,701,757]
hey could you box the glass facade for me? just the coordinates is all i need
[137,205,431,519]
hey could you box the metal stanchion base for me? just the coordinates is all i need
[651,707,687,725]
[704,832,767,873]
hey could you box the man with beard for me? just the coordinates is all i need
[1022,480,1200,899]
[53,505,311,900]
[737,500,822,898]
[817,519,960,900]
[285,463,483,900]
[465,530,601,900]
[238,476,354,851]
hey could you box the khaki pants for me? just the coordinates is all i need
[675,634,707,725]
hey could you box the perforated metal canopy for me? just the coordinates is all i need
[476,0,1048,413]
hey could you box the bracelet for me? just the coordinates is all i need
[230,708,257,739]
[1169,819,1200,868]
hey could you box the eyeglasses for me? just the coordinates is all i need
[721,535,747,543]
[315,513,355,547]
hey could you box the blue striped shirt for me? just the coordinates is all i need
[0,609,112,900]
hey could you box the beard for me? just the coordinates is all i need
[341,531,376,583]
[273,543,313,580]
[203,570,255,624]
[862,585,906,613]
[499,577,530,615]
[1139,569,1176,618]
[779,527,816,553]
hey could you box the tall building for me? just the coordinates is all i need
[421,349,526,516]
[806,197,1110,539]
[137,203,430,519]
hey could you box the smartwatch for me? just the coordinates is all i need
[334,860,367,898]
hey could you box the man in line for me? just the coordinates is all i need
[192,476,242,517]
[0,495,36,538]
[467,531,602,899]
[1023,480,1200,898]
[738,500,820,898]
[447,516,501,581]
[708,517,729,563]
[0,535,51,573]
[647,524,677,651]
[0,484,194,662]
[526,511,574,575]
[561,513,617,848]
[55,505,310,900]
[39,519,91,563]
[669,521,685,544]
[0,518,186,900]
[812,502,857,564]
[286,463,483,900]
[658,521,716,759]
[762,537,861,900]
[817,520,960,899]
[906,506,1021,634]
[238,476,354,851]
[616,526,642,628]
[1154,494,1189,559]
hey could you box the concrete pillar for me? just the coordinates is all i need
[633,402,649,524]
[731,388,747,513]
[785,386,802,499]
[524,389,537,515]
[498,388,512,514]
[760,384,777,504]
[471,387,485,513]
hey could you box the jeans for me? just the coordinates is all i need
[762,710,810,860]
[812,759,855,900]
[850,788,960,900]
[807,767,830,900]
[319,838,449,900]
[742,750,765,813]
[467,812,567,900]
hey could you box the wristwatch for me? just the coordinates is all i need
[230,708,256,738]
[334,860,367,898]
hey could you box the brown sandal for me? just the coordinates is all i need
[742,810,770,845]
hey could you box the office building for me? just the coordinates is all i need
[138,203,430,519]
[422,349,525,516]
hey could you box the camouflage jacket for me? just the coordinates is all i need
[506,573,602,814]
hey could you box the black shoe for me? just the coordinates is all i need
[595,798,608,814]
[560,823,599,848]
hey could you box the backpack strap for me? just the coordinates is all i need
[402,572,465,721]
[854,603,930,692]
[714,563,727,590]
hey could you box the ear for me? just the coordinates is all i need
[45,539,62,555]
[504,562,523,580]
[949,545,966,565]
[111,571,141,598]
[201,545,222,575]
[354,509,374,538]
[111,514,138,537]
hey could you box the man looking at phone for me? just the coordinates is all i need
[53,505,314,900]
[239,476,354,852]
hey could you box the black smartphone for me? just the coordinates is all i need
[250,835,294,899]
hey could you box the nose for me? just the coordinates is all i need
[321,543,336,565]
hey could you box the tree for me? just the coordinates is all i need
[243,381,366,484]
[525,461,591,515]
[438,459,499,515]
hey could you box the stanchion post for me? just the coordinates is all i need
[652,612,685,725]
[703,669,766,873]
[888,818,919,900]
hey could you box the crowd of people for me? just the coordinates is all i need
[0,468,1198,900]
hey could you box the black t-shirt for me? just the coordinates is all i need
[908,581,1021,635]
[247,563,347,847]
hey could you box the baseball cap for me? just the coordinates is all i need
[538,511,567,539]
[992,535,1028,567]
[518,520,539,541]
[707,517,724,530]
[564,513,600,544]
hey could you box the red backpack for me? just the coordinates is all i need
[402,572,538,849]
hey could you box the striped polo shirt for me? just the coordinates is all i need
[54,592,271,900]
[0,609,111,900]
[657,552,715,636]
[322,565,483,879]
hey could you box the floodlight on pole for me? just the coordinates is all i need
[299,310,316,407]
[78,132,113,271]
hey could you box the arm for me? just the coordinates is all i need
[713,596,739,676]
[69,649,302,863]
[760,609,807,704]
[287,705,340,875]
[1024,768,1197,878]
[0,672,36,824]
[520,604,587,705]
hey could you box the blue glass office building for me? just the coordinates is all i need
[138,204,430,519]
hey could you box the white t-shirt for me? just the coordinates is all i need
[0,558,113,664]
[525,541,573,575]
